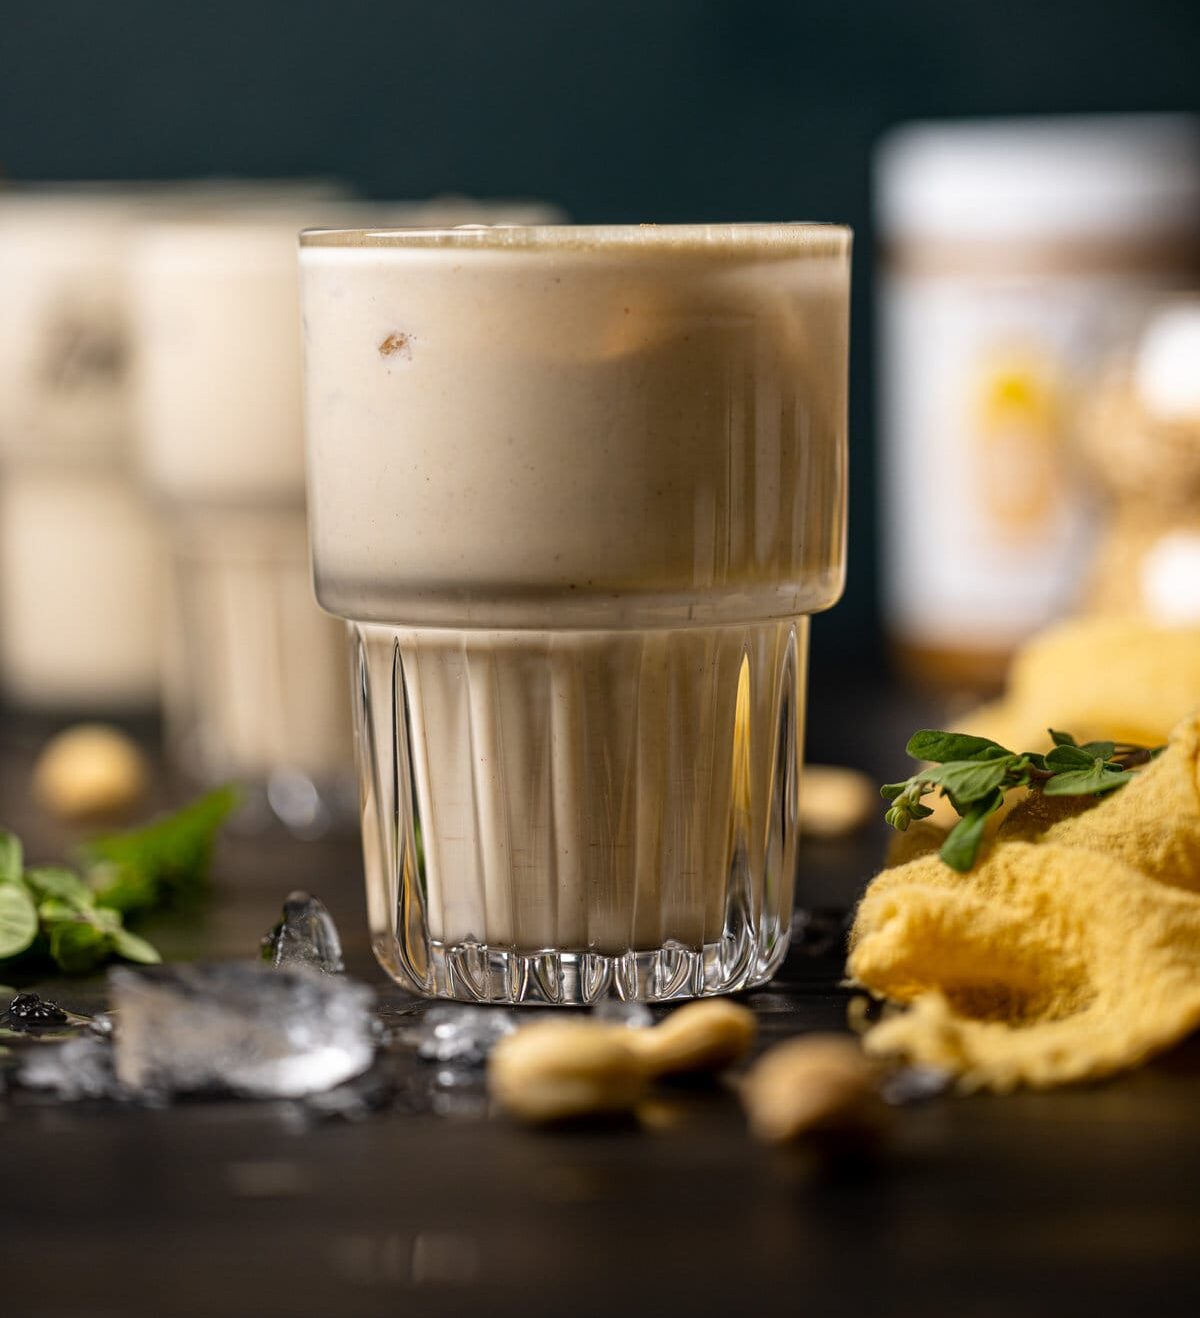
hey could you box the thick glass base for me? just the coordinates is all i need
[393,924,792,1005]
[353,618,808,1004]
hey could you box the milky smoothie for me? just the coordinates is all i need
[300,224,850,1001]
[131,201,559,825]
[0,190,165,710]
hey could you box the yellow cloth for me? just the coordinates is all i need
[961,616,1200,752]
[920,616,1200,834]
[849,713,1200,1091]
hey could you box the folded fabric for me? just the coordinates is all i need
[959,616,1200,754]
[921,616,1200,834]
[850,713,1200,1090]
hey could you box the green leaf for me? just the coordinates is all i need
[880,781,909,801]
[111,928,161,965]
[1045,743,1095,769]
[939,789,1005,872]
[83,784,240,916]
[38,897,84,924]
[1042,765,1129,796]
[88,862,157,916]
[0,832,22,886]
[1079,740,1117,761]
[0,882,38,958]
[1049,729,1078,747]
[906,730,1013,763]
[24,865,93,909]
[923,755,1016,806]
[49,920,111,975]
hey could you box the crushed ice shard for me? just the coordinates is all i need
[109,962,374,1099]
[592,999,654,1030]
[261,890,344,974]
[412,1005,517,1065]
[19,1035,120,1101]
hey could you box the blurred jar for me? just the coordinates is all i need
[876,115,1200,691]
[129,197,563,833]
[1081,298,1200,624]
[0,188,164,711]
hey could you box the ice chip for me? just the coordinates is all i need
[879,1064,952,1107]
[261,890,344,974]
[109,962,374,1099]
[19,1034,121,1101]
[412,1005,517,1065]
[592,998,654,1029]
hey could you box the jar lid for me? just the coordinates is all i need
[875,114,1200,245]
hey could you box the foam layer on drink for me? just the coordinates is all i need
[301,224,849,629]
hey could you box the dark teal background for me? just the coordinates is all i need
[3,0,1199,672]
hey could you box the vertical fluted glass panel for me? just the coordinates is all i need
[354,619,806,1003]
[164,506,354,831]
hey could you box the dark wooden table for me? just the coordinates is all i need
[3,677,1199,1318]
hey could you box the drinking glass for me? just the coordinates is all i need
[0,189,165,710]
[300,223,850,1002]
[131,199,559,832]
[130,204,357,832]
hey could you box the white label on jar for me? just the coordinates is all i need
[880,268,1163,650]
[1141,530,1200,624]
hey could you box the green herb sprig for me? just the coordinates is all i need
[0,786,238,975]
[882,729,1163,872]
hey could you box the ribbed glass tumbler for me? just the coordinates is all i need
[299,223,851,1003]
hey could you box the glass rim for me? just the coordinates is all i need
[299,221,852,255]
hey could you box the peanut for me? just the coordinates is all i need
[799,764,875,840]
[33,724,149,822]
[740,1034,886,1144]
[488,1020,646,1123]
[629,999,756,1077]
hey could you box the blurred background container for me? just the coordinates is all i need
[0,187,166,711]
[1,0,1199,718]
[128,195,561,833]
[876,114,1200,690]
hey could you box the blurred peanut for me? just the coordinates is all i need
[799,764,875,840]
[741,1034,887,1144]
[629,999,756,1077]
[33,723,149,822]
[488,1020,645,1123]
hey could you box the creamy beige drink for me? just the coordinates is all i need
[0,182,345,714]
[0,190,165,710]
[0,464,162,708]
[132,201,559,828]
[130,204,353,823]
[300,224,850,1002]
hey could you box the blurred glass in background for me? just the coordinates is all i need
[128,192,563,834]
[0,186,167,711]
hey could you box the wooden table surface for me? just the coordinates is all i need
[3,678,1199,1318]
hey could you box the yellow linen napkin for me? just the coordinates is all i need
[849,712,1200,1090]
